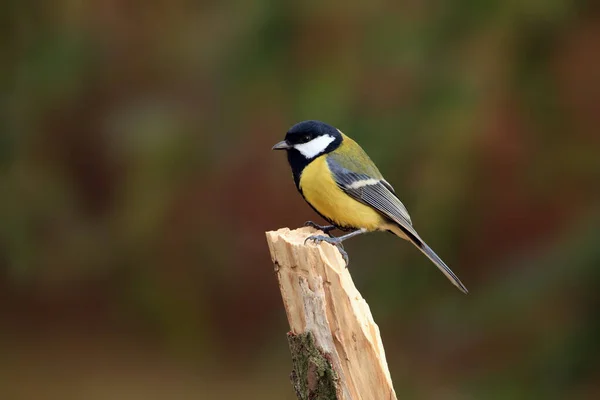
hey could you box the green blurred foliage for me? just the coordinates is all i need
[1,0,600,398]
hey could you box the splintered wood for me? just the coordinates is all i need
[266,227,397,400]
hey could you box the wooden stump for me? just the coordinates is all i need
[266,227,397,400]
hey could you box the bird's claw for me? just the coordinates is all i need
[338,247,349,267]
[303,221,336,234]
[304,234,338,245]
[304,235,350,267]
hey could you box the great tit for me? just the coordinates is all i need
[272,120,468,294]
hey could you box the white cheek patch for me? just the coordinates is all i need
[294,135,336,159]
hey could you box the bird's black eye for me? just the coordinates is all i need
[302,135,311,143]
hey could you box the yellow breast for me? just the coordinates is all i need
[299,156,386,231]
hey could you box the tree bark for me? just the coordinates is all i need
[266,227,397,400]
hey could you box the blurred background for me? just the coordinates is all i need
[2,1,600,399]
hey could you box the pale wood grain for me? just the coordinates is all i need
[266,226,397,400]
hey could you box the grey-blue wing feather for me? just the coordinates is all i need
[326,155,413,228]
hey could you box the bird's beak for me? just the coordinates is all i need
[272,140,291,150]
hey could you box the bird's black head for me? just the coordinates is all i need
[272,121,344,187]
[272,120,343,158]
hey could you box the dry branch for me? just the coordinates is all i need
[266,227,397,400]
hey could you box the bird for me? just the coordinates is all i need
[272,120,468,294]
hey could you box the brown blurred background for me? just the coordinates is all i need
[2,1,600,399]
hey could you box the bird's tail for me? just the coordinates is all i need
[388,223,468,294]
[415,240,468,294]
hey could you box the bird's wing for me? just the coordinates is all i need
[326,150,413,227]
[326,151,468,294]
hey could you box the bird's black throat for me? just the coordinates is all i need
[287,148,310,190]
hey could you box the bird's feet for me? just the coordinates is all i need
[304,235,349,267]
[303,221,336,234]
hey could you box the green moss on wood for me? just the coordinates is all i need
[287,331,339,400]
